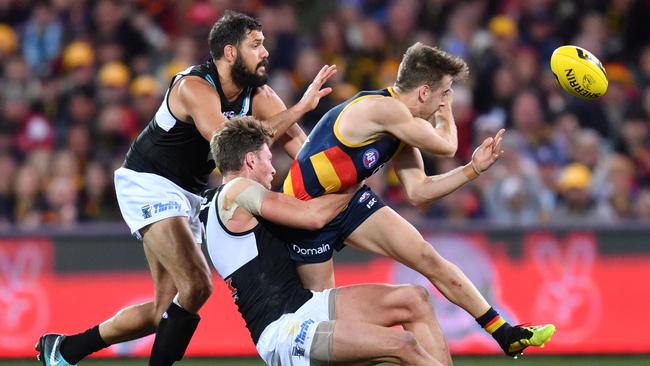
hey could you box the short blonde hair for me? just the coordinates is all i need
[395,43,469,91]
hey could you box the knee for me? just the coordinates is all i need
[398,285,433,320]
[178,267,213,306]
[190,270,214,303]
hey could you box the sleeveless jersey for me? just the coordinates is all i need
[200,187,313,344]
[283,88,403,200]
[124,60,255,194]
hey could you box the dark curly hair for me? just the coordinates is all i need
[208,10,262,59]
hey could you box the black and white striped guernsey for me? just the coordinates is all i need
[200,187,313,344]
[124,60,255,194]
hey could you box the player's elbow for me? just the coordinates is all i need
[405,189,427,207]
[424,140,456,157]
[440,142,457,157]
[306,214,328,230]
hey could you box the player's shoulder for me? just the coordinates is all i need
[174,75,218,100]
[253,84,280,99]
[353,94,409,122]
[222,177,266,198]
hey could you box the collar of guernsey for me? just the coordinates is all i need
[283,87,404,200]
[201,59,252,117]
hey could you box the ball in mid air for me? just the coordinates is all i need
[550,45,608,99]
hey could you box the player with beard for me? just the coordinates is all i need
[36,11,336,366]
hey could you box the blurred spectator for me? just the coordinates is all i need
[79,161,119,221]
[130,75,162,127]
[552,163,613,224]
[0,23,17,57]
[570,128,606,170]
[483,135,554,224]
[2,55,41,103]
[98,61,131,103]
[95,103,138,160]
[635,44,650,87]
[91,0,149,62]
[1,0,650,229]
[599,154,636,220]
[13,164,46,229]
[0,153,16,228]
[21,0,63,76]
[636,184,650,221]
[615,109,650,183]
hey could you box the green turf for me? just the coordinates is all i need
[3,355,649,365]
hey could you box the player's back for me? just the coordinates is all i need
[283,88,402,200]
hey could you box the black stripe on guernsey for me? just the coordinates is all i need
[123,60,255,194]
[203,185,313,344]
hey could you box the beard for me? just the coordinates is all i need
[231,56,269,88]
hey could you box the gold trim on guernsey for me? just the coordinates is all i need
[310,151,342,193]
[333,92,392,148]
[283,173,294,196]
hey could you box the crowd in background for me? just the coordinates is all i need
[1,0,650,231]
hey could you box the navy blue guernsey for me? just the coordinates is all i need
[283,88,403,199]
[124,60,255,194]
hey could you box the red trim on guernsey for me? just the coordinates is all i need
[323,146,358,190]
[289,161,312,200]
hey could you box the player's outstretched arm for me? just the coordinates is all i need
[254,65,337,158]
[395,129,505,206]
[260,189,351,230]
[223,177,350,229]
[371,98,457,157]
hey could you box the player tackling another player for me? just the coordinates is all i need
[203,116,554,365]
[36,11,335,366]
[201,117,453,365]
[281,42,556,357]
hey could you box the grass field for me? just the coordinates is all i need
[4,355,650,366]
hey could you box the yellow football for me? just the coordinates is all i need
[550,45,608,99]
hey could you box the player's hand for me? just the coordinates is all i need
[471,129,505,174]
[432,89,454,124]
[296,65,337,113]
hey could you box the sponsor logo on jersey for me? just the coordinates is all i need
[291,319,315,357]
[366,197,377,209]
[222,110,236,119]
[292,243,331,257]
[141,204,152,219]
[362,148,380,169]
[358,191,371,203]
[141,201,182,219]
[152,201,182,214]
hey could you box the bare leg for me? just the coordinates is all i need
[332,321,440,366]
[335,284,452,366]
[97,241,178,344]
[141,217,213,312]
[296,259,335,291]
[346,207,490,317]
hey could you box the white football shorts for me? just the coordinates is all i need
[114,167,204,242]
[256,289,335,366]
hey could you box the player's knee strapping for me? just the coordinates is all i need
[152,301,201,361]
